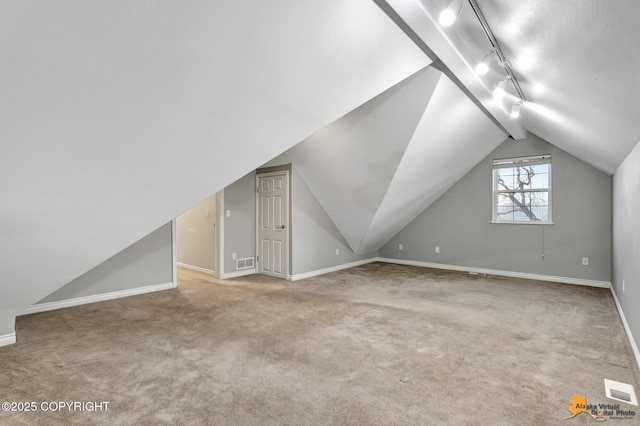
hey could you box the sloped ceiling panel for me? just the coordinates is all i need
[386,0,640,175]
[0,0,430,331]
[264,66,441,252]
[265,66,507,255]
[360,73,508,253]
[385,0,526,140]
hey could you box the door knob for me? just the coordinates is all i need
[276,225,286,230]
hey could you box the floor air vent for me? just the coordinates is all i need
[605,379,638,405]
[236,257,255,270]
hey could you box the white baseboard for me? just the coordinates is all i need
[221,268,256,279]
[610,287,640,372]
[21,282,175,316]
[0,333,16,347]
[177,263,215,276]
[375,258,611,288]
[289,258,377,281]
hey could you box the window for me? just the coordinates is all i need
[492,155,552,224]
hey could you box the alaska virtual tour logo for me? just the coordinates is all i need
[566,395,636,422]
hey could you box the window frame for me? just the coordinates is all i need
[491,154,553,225]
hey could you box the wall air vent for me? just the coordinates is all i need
[236,257,254,270]
[604,379,638,405]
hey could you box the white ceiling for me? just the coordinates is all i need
[387,0,640,175]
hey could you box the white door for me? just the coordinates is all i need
[257,171,289,279]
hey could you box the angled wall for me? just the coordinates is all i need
[0,0,430,339]
[291,167,376,276]
[380,133,612,283]
[26,223,173,313]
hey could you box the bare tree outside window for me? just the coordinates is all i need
[493,156,551,223]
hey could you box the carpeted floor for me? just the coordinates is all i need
[0,262,638,425]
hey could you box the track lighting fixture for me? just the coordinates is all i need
[493,75,511,98]
[439,0,464,27]
[467,0,528,105]
[510,101,523,118]
[438,0,531,118]
[475,51,495,75]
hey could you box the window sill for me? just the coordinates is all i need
[491,221,554,225]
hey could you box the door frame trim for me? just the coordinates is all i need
[255,169,291,279]
[171,219,178,288]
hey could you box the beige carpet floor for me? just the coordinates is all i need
[0,262,638,425]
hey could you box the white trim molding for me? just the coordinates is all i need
[610,287,640,372]
[221,268,257,280]
[0,333,16,347]
[289,258,377,281]
[218,189,226,279]
[171,219,178,288]
[177,263,215,276]
[375,258,611,288]
[21,282,174,316]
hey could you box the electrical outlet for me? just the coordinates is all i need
[335,248,340,256]
[226,210,231,217]
[232,253,237,260]
[435,246,440,254]
[399,244,403,251]
[623,280,626,293]
[582,257,589,266]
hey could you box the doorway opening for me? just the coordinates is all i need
[175,192,221,285]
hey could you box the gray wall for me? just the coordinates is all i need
[380,133,612,282]
[291,167,376,275]
[612,140,640,348]
[223,171,257,274]
[176,195,216,273]
[36,223,173,305]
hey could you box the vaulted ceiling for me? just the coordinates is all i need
[264,0,640,253]
[1,0,639,332]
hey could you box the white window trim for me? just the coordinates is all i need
[491,154,553,225]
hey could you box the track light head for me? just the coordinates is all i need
[439,0,464,27]
[475,51,494,76]
[510,101,524,118]
[493,75,511,98]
